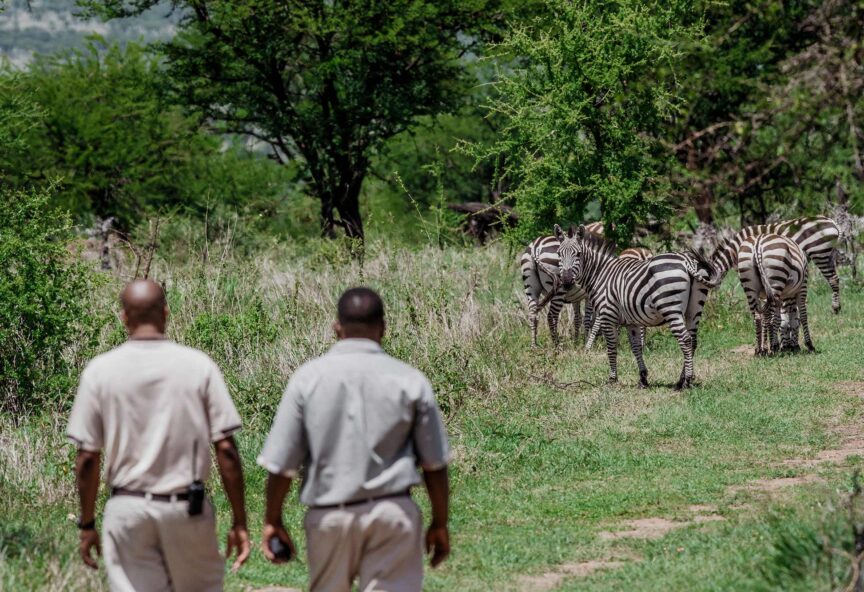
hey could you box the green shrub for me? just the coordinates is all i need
[0,186,100,414]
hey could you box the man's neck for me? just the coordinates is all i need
[128,325,167,340]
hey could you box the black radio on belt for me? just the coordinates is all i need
[188,480,205,516]
[188,441,205,516]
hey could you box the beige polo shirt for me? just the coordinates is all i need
[67,340,242,495]
[257,338,450,507]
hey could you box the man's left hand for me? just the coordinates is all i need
[79,529,101,569]
[225,525,251,572]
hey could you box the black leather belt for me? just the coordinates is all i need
[111,487,190,502]
[312,490,410,510]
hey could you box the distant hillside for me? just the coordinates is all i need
[0,0,177,67]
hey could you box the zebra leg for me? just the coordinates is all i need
[798,282,816,353]
[666,314,694,389]
[814,251,841,314]
[767,299,781,354]
[571,300,581,344]
[585,314,602,350]
[753,307,765,356]
[603,322,620,384]
[782,299,801,352]
[583,301,594,335]
[547,296,565,349]
[528,299,539,347]
[627,326,649,388]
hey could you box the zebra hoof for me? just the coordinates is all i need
[833,305,841,315]
[806,343,816,353]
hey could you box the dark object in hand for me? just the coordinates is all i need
[188,480,205,516]
[269,536,293,561]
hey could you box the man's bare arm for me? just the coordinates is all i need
[214,437,250,571]
[262,473,296,563]
[423,467,450,567]
[75,450,101,569]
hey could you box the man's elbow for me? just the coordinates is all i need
[75,450,100,476]
[214,437,243,468]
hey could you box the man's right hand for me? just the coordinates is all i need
[262,522,296,564]
[426,522,450,567]
[79,529,101,569]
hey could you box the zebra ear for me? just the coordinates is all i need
[553,224,566,241]
[576,225,586,239]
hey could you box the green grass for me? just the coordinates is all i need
[1,237,863,591]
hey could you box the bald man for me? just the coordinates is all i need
[258,287,451,592]
[68,279,250,591]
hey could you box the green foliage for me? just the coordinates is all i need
[0,40,295,230]
[466,0,702,245]
[0,185,99,414]
[79,0,522,239]
[186,298,279,365]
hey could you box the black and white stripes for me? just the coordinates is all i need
[711,216,841,313]
[555,224,716,389]
[737,233,814,355]
[519,222,604,346]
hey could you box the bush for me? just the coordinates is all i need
[0,186,99,414]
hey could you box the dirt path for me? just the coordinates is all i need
[516,380,864,591]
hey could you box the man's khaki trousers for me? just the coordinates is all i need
[102,495,224,592]
[305,496,423,592]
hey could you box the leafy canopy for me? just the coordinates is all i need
[468,0,702,245]
[79,0,522,239]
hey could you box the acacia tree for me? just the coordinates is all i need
[467,0,701,245]
[81,0,515,240]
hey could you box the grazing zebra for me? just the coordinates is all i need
[584,246,654,349]
[555,224,717,389]
[737,234,814,355]
[520,221,604,346]
[711,216,842,313]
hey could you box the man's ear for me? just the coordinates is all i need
[576,224,586,239]
[553,224,565,241]
[333,320,343,340]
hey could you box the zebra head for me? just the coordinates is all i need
[553,223,586,290]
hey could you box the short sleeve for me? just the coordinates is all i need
[412,376,450,471]
[67,368,104,452]
[204,361,242,442]
[257,376,308,478]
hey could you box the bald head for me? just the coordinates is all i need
[120,279,168,335]
[334,287,385,342]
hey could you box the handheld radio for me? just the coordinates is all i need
[188,440,205,516]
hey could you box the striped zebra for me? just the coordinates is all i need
[737,233,814,355]
[711,215,841,313]
[584,246,654,349]
[555,224,717,389]
[520,222,603,346]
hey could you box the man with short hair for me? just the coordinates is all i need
[258,286,451,592]
[68,279,250,591]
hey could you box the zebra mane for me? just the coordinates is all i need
[580,229,617,259]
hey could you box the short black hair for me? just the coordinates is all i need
[337,287,385,326]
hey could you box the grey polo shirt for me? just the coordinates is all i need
[257,338,450,507]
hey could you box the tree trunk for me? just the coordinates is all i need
[687,146,714,225]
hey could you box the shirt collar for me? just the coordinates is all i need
[328,338,384,355]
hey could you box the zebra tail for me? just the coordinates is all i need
[754,243,776,305]
[683,249,721,288]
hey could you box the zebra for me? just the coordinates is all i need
[584,246,654,350]
[555,224,717,389]
[710,215,842,314]
[737,233,814,355]
[520,221,604,346]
